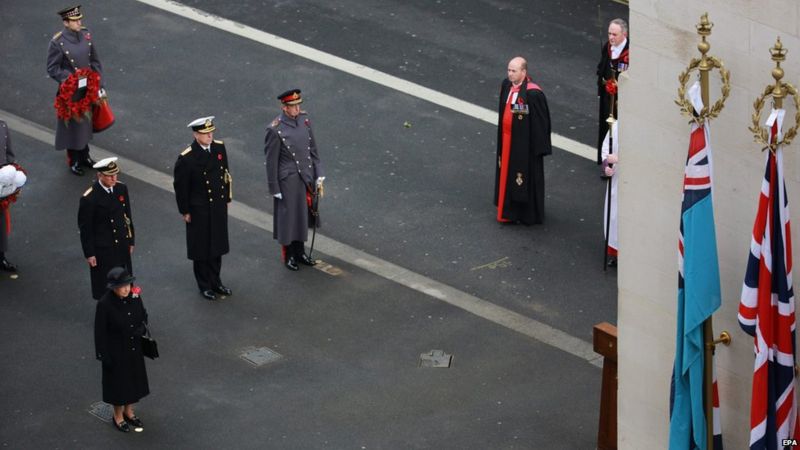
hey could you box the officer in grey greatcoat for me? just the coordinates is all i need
[78,157,135,300]
[264,89,325,271]
[47,5,103,176]
[173,116,233,301]
[0,120,17,272]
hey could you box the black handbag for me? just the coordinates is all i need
[141,322,159,360]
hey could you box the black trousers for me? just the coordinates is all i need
[67,145,92,165]
[193,256,222,291]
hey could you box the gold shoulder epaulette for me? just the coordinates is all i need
[83,187,93,197]
[180,146,192,156]
[80,26,88,30]
[213,140,224,144]
[52,31,62,40]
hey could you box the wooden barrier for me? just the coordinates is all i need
[593,322,618,450]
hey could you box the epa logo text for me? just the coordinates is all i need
[783,439,798,446]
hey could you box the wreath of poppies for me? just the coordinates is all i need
[54,68,101,122]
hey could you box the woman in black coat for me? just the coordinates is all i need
[94,267,149,432]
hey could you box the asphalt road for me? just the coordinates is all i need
[0,0,626,448]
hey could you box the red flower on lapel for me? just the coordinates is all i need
[131,285,141,297]
[118,194,125,203]
[217,154,222,160]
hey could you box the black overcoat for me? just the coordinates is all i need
[46,27,103,151]
[173,140,231,260]
[0,120,15,253]
[94,289,150,406]
[493,78,552,224]
[78,180,134,299]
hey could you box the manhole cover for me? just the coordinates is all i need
[240,346,283,367]
[88,401,113,423]
[419,349,453,368]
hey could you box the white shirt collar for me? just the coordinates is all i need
[611,38,627,59]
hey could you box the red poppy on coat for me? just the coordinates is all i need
[131,285,141,297]
[118,195,125,203]
[217,154,222,160]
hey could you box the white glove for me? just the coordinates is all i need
[316,177,325,187]
[98,88,107,98]
[273,193,282,200]
[606,154,618,164]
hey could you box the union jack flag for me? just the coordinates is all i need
[669,83,723,450]
[738,109,800,450]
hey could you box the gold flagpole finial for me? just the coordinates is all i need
[676,13,730,124]
[750,37,800,151]
[770,37,788,107]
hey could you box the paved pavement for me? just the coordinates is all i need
[0,0,626,448]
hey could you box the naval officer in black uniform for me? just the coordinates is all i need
[78,157,135,300]
[264,89,325,271]
[47,5,104,175]
[173,116,232,300]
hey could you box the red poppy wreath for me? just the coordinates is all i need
[54,68,101,122]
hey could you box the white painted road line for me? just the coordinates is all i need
[133,0,596,162]
[2,110,600,367]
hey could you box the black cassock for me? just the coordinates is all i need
[493,78,552,225]
[94,290,149,406]
[596,39,629,164]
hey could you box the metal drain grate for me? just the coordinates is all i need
[419,349,453,368]
[240,346,283,367]
[88,401,113,423]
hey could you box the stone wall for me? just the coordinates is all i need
[620,0,800,448]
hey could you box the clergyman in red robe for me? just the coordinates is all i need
[493,56,552,225]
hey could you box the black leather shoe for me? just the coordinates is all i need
[70,162,84,176]
[214,285,232,296]
[0,259,17,272]
[607,256,618,267]
[124,415,144,431]
[200,289,217,300]
[113,419,131,433]
[285,256,299,271]
[299,253,317,266]
[82,155,97,167]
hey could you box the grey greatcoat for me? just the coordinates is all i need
[173,140,231,261]
[0,120,15,253]
[264,112,324,245]
[94,289,150,406]
[47,27,103,151]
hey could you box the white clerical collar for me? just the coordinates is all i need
[611,38,627,59]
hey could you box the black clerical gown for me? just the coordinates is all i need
[493,78,552,225]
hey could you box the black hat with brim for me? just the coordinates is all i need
[106,266,135,290]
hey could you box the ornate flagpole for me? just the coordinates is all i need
[676,13,732,449]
